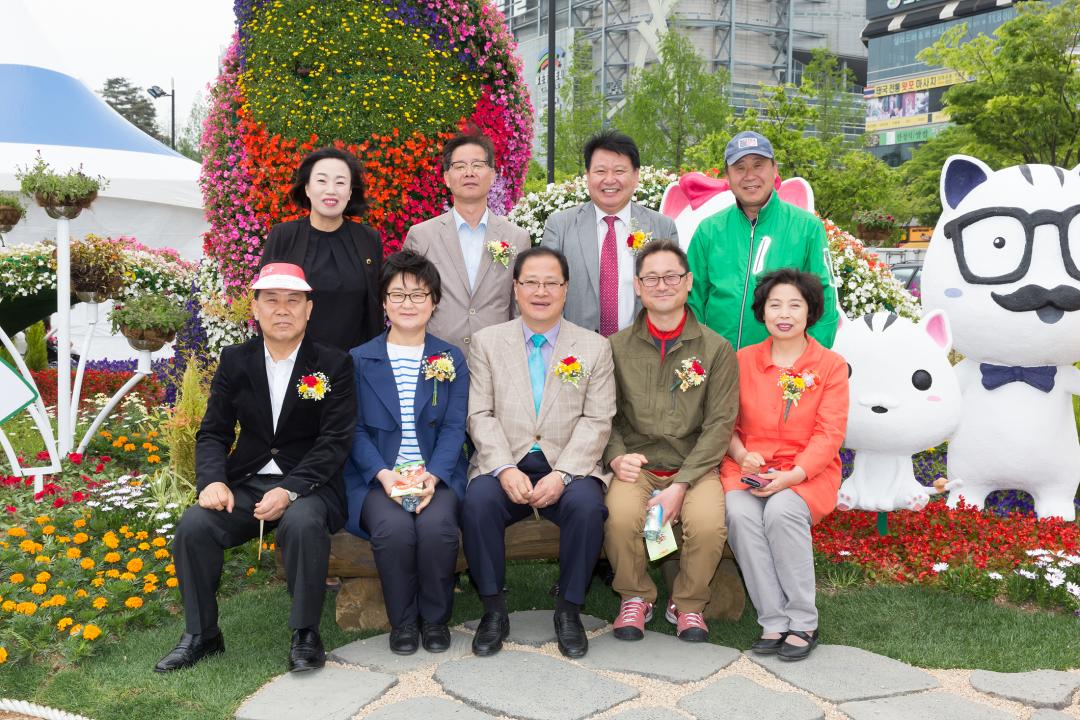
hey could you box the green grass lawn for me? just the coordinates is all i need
[1,561,1077,720]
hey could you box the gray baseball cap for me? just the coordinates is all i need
[725,131,775,166]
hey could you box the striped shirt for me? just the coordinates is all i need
[387,342,425,466]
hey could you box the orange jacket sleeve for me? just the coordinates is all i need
[792,354,849,479]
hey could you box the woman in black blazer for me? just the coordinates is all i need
[260,147,383,351]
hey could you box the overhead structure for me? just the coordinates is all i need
[0,2,206,258]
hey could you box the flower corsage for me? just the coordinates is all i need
[423,352,457,405]
[553,355,587,387]
[778,369,818,421]
[297,372,330,401]
[487,240,517,268]
[626,218,654,255]
[671,357,706,409]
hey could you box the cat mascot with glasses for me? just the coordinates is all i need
[921,156,1080,520]
[344,250,470,655]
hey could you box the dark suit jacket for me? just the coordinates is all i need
[260,217,384,350]
[343,332,469,538]
[196,335,357,531]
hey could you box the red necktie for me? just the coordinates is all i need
[600,216,619,337]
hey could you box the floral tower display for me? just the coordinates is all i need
[200,0,533,314]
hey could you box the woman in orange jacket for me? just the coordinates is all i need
[720,268,849,661]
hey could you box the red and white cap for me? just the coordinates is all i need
[251,263,313,292]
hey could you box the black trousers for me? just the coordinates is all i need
[172,475,332,635]
[461,452,607,605]
[360,482,460,627]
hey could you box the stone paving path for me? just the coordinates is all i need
[235,611,1080,720]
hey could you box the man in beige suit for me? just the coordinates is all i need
[403,131,531,352]
[462,246,615,660]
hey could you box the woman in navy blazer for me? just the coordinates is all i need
[345,251,469,656]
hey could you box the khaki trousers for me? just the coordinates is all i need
[604,469,727,613]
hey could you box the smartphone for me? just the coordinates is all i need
[741,473,772,489]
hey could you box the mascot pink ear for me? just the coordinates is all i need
[778,178,811,211]
[661,182,690,219]
[921,310,952,351]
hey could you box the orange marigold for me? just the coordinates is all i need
[102,532,119,549]
[6,527,27,538]
[166,577,178,588]
[92,597,107,610]
[35,571,50,582]
[73,533,89,544]
[80,558,95,570]
[73,518,87,529]
[124,596,144,609]
[154,549,170,560]
[82,624,102,641]
[9,573,24,584]
[57,617,73,631]
[104,552,121,563]
[127,558,143,573]
[151,537,167,547]
[66,547,81,559]
[42,525,55,535]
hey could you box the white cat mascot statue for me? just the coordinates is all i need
[921,156,1080,520]
[660,172,815,250]
[833,310,963,512]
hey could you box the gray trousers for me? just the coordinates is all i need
[725,489,818,633]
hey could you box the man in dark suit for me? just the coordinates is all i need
[155,262,356,674]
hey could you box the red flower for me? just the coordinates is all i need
[98,456,111,464]
[427,355,441,363]
[36,450,50,461]
[5,505,15,513]
[691,360,705,375]
[302,375,318,388]
[562,356,577,365]
[71,491,86,502]
[52,497,66,508]
[68,453,83,465]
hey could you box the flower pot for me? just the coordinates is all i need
[0,206,22,231]
[35,190,97,220]
[120,325,176,352]
[857,225,892,245]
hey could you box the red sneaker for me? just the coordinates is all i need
[676,610,709,642]
[613,597,653,641]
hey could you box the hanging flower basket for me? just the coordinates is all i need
[0,206,23,229]
[71,234,125,301]
[120,325,176,352]
[15,152,107,220]
[857,225,893,245]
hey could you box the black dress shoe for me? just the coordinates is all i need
[421,622,451,653]
[288,628,326,672]
[389,623,420,655]
[750,632,790,655]
[778,629,819,662]
[471,611,510,656]
[154,631,225,673]
[554,609,588,658]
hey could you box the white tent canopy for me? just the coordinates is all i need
[0,4,207,259]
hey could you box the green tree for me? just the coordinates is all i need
[917,0,1080,168]
[801,49,861,148]
[175,92,208,162]
[898,125,1018,225]
[617,29,731,169]
[542,36,603,178]
[812,150,911,232]
[99,77,163,142]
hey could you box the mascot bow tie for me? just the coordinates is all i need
[980,363,1057,393]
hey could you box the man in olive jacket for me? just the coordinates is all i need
[604,240,739,643]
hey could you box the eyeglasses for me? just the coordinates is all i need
[386,290,431,304]
[637,272,688,288]
[448,161,492,174]
[516,280,567,292]
[943,205,1080,284]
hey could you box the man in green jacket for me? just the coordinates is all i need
[604,239,739,643]
[687,131,839,350]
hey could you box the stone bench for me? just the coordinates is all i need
[326,519,747,630]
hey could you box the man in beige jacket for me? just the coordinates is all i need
[403,131,531,352]
[463,247,615,660]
